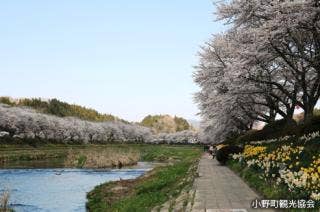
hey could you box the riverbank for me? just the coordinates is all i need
[86,145,202,211]
[0,144,142,168]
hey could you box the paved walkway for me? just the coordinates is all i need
[192,154,261,211]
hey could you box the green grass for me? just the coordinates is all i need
[86,145,201,212]
[77,155,87,168]
[139,144,200,161]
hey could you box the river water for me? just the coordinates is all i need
[0,162,152,212]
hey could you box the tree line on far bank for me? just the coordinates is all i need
[0,97,193,134]
[0,99,197,145]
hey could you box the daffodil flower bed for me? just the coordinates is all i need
[230,131,320,207]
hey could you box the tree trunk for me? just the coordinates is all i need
[302,96,317,122]
[304,106,315,122]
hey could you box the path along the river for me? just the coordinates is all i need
[191,153,272,212]
[154,153,274,212]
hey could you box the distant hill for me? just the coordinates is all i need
[187,119,200,130]
[140,114,191,133]
[0,96,126,123]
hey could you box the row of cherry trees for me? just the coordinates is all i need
[0,104,152,143]
[149,130,198,144]
[194,0,320,143]
[0,104,199,144]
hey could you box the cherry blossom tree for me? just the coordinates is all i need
[195,0,320,143]
[218,0,320,120]
[194,34,263,143]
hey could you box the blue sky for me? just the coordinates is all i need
[0,1,224,121]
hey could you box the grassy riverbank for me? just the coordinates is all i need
[0,144,144,168]
[86,145,202,212]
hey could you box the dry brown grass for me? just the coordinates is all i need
[64,148,140,168]
[0,189,10,212]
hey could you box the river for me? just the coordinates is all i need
[0,162,152,212]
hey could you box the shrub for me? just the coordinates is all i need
[216,145,243,165]
[237,119,299,143]
[223,132,242,145]
[301,115,320,135]
[236,130,266,144]
[263,119,298,137]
